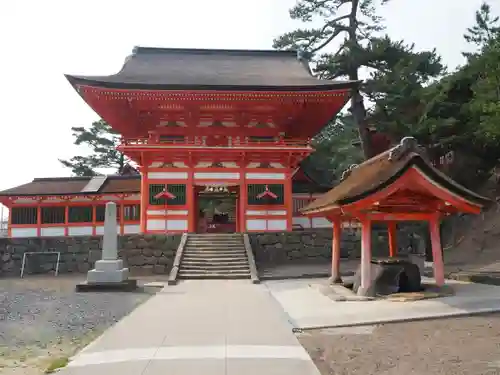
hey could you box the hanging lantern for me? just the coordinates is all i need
[256,185,278,200]
[154,189,176,200]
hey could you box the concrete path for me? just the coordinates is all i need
[60,280,320,375]
[266,277,500,329]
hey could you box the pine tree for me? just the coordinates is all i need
[274,0,444,159]
[59,120,129,176]
[463,2,500,58]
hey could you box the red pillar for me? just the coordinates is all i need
[119,201,125,235]
[186,172,195,233]
[64,204,69,236]
[284,172,293,231]
[430,216,445,286]
[359,218,372,295]
[330,219,342,284]
[140,169,149,234]
[91,203,97,236]
[239,177,247,233]
[235,196,240,232]
[388,221,397,257]
[36,203,42,237]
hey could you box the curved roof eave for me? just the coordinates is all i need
[337,157,489,207]
[301,151,490,215]
[65,74,361,92]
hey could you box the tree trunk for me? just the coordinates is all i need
[348,0,374,159]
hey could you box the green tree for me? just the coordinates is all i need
[274,0,444,159]
[466,3,500,143]
[60,120,128,176]
[463,2,500,59]
[306,114,364,184]
[407,2,500,187]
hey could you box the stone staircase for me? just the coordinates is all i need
[178,233,252,279]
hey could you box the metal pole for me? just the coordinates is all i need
[55,252,60,276]
[20,253,27,278]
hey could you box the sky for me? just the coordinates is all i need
[0,0,496,211]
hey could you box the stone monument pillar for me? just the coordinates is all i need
[77,202,136,291]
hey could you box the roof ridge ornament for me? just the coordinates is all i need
[388,136,422,162]
[340,164,359,181]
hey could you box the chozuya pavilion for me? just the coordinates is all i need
[301,137,490,290]
[0,47,360,238]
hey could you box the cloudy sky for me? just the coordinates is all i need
[0,0,495,203]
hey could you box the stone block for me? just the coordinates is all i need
[87,267,129,283]
[144,256,157,265]
[76,279,138,292]
[158,257,169,265]
[153,264,166,274]
[94,259,124,272]
[77,263,90,273]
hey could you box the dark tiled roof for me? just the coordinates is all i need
[101,177,140,193]
[66,47,360,91]
[302,138,490,214]
[0,175,140,196]
[0,173,327,197]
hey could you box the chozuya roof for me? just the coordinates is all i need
[302,137,490,215]
[65,47,359,91]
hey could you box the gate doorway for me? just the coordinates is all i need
[196,185,238,233]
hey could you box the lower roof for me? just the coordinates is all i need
[0,175,140,197]
[0,172,328,197]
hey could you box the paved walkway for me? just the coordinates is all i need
[259,260,359,280]
[60,280,320,375]
[266,277,500,329]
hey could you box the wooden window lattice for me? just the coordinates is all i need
[149,184,186,206]
[11,207,37,225]
[68,206,93,223]
[123,204,140,221]
[41,207,65,224]
[247,184,284,206]
[292,199,309,214]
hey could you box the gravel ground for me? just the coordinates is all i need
[0,275,155,375]
[298,313,500,375]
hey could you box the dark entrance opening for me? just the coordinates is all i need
[196,185,237,233]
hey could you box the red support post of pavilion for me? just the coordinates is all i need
[301,137,490,295]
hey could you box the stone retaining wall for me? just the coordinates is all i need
[249,225,425,267]
[0,234,181,277]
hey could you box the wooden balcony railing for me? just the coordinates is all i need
[120,136,312,148]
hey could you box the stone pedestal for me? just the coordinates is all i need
[87,259,129,283]
[77,202,137,292]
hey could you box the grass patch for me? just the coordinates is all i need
[44,357,69,373]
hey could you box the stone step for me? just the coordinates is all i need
[179,269,250,276]
[182,253,248,259]
[180,267,250,273]
[178,273,251,280]
[182,260,250,267]
[183,248,246,253]
[184,245,246,250]
[187,237,243,241]
[186,240,245,245]
[182,256,248,263]
[182,263,250,270]
[183,253,248,259]
[189,233,243,238]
